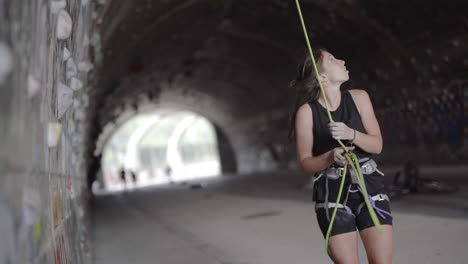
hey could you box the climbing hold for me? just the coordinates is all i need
[28,75,41,98]
[50,0,66,14]
[63,47,71,61]
[0,42,13,85]
[70,77,83,91]
[78,61,93,72]
[47,122,63,147]
[57,82,73,119]
[66,58,77,79]
[57,9,72,40]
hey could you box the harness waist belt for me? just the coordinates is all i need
[324,158,378,181]
[315,193,389,211]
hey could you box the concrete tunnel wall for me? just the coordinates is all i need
[1,0,467,263]
[87,0,467,182]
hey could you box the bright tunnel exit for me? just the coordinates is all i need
[99,111,221,192]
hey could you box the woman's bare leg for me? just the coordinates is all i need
[329,231,360,264]
[360,224,394,264]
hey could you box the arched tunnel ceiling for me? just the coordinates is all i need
[86,0,468,170]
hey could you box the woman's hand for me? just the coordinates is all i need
[328,122,354,141]
[331,146,355,166]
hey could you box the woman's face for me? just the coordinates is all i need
[320,51,349,84]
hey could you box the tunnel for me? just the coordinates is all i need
[1,0,467,263]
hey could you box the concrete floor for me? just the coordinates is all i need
[92,168,468,264]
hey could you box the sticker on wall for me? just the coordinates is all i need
[52,190,58,229]
[57,82,73,119]
[48,122,63,147]
[57,9,72,40]
[33,219,42,241]
[59,189,65,221]
[54,231,70,264]
[51,187,65,230]
[0,42,13,85]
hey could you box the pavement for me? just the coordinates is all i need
[92,166,468,264]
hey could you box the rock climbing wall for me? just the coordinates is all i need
[0,0,94,263]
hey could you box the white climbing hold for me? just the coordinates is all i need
[57,9,72,40]
[91,32,103,63]
[63,47,71,61]
[66,58,77,79]
[50,0,66,14]
[91,32,101,47]
[68,120,75,134]
[74,108,85,121]
[47,122,63,147]
[0,42,13,85]
[83,35,90,47]
[81,94,89,107]
[73,98,81,108]
[70,77,83,91]
[57,82,73,119]
[27,75,41,98]
[78,61,93,72]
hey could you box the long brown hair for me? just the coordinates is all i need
[287,48,327,143]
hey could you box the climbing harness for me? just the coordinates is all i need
[294,0,386,257]
[355,186,393,220]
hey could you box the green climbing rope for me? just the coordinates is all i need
[293,0,383,258]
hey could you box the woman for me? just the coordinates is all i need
[288,48,394,264]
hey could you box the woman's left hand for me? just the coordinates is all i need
[328,122,354,141]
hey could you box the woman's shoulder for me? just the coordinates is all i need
[347,89,369,103]
[296,102,314,127]
[347,89,371,114]
[297,102,313,115]
[347,88,366,96]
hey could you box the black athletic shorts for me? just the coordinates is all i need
[315,193,393,237]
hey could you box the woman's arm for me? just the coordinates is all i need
[295,103,335,173]
[349,89,383,154]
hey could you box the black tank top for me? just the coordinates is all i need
[308,89,371,160]
[308,90,384,202]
